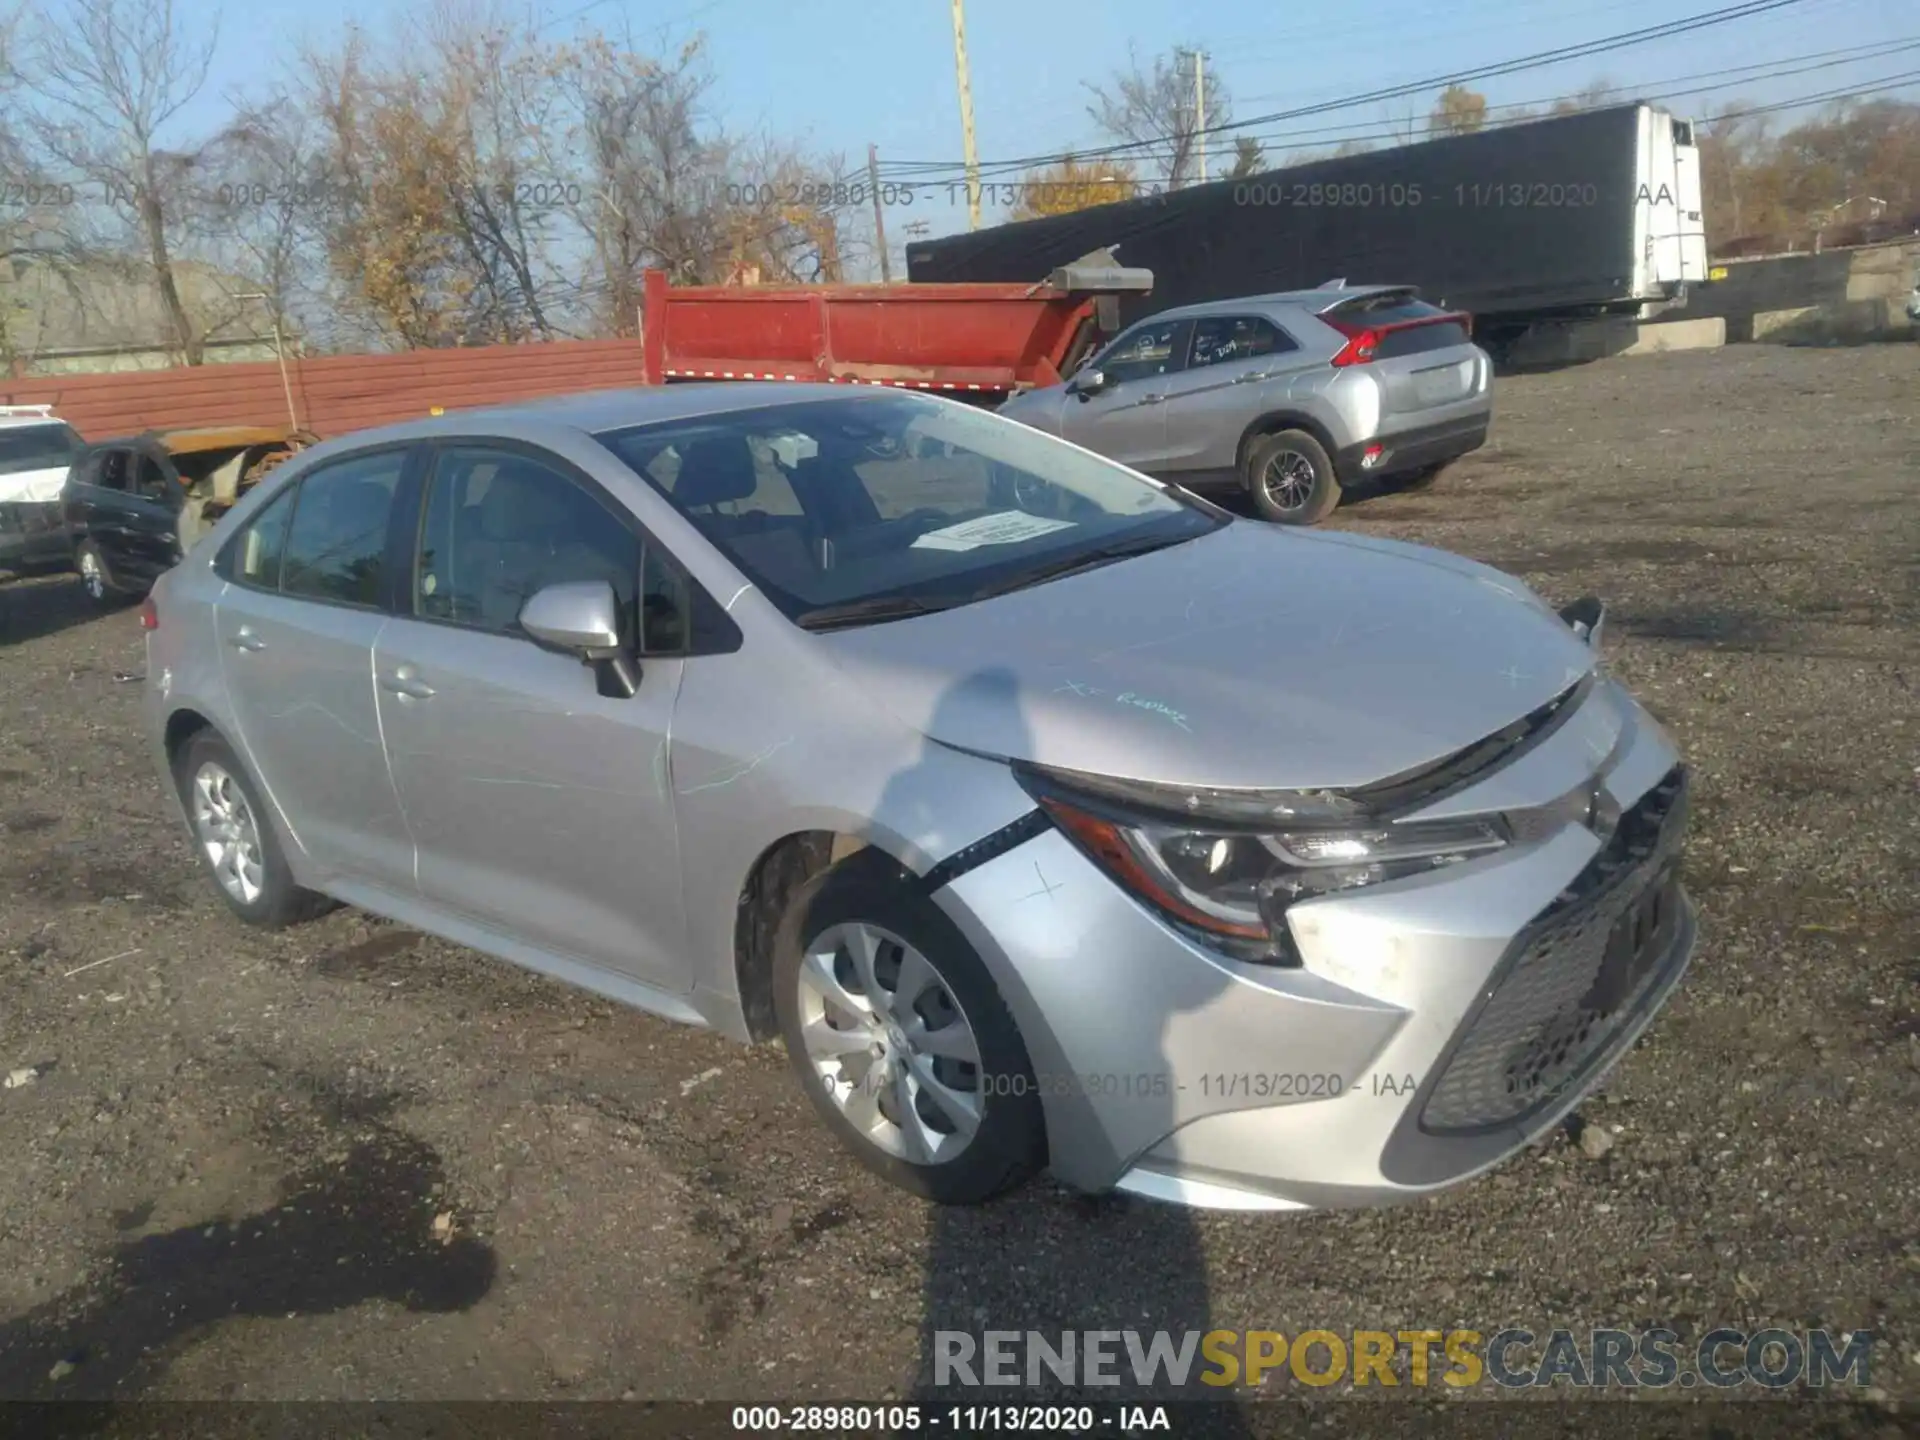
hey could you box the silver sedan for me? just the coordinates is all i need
[141,383,1696,1209]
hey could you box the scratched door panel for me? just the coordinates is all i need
[373,614,692,992]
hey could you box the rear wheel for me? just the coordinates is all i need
[173,731,332,928]
[75,540,127,608]
[773,849,1045,1204]
[1245,430,1341,525]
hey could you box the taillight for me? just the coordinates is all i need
[138,596,158,630]
[1328,323,1380,367]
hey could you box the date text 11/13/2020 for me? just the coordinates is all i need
[857,1071,1420,1101]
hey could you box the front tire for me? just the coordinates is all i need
[1245,430,1341,525]
[173,731,332,928]
[773,849,1046,1204]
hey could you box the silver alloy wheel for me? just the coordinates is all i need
[1260,449,1318,512]
[796,921,984,1165]
[190,761,265,905]
[79,548,106,600]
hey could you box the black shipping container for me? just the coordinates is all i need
[907,104,1681,338]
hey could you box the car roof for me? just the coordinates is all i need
[0,406,70,431]
[282,382,923,452]
[1144,284,1419,324]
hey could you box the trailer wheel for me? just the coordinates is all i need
[1245,430,1341,526]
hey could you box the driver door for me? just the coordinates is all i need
[1058,317,1191,476]
[371,440,694,993]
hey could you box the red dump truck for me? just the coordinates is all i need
[638,253,1152,405]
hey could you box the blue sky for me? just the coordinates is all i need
[181,0,1916,244]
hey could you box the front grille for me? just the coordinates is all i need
[1418,766,1690,1135]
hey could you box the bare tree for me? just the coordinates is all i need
[1085,47,1231,190]
[18,0,217,363]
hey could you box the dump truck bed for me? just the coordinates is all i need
[639,258,1151,402]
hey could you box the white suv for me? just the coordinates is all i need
[0,404,83,581]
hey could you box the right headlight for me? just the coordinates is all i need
[1017,764,1509,966]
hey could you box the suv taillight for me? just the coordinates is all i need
[1327,322,1381,367]
[1326,311,1471,366]
[138,595,158,630]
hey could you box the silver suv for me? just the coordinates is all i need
[998,284,1493,525]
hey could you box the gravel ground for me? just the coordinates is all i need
[0,344,1915,1414]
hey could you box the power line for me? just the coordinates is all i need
[1012,36,1920,172]
[873,0,1817,181]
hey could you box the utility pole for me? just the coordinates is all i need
[867,143,892,282]
[1193,49,1209,185]
[949,0,982,230]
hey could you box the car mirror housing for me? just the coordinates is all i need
[520,580,640,698]
[1070,369,1110,399]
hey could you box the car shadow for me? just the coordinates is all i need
[879,668,1258,1430]
[1196,477,1424,527]
[0,575,119,648]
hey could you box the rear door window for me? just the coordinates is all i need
[280,449,407,608]
[1188,316,1296,369]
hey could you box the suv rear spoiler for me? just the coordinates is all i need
[1315,285,1421,315]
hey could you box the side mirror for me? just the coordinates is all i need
[1069,368,1110,399]
[520,579,641,698]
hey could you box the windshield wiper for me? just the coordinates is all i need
[966,533,1190,602]
[794,593,958,631]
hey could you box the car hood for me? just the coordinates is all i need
[814,521,1599,792]
[0,464,71,506]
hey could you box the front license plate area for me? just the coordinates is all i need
[1585,866,1680,1015]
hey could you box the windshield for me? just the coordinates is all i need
[597,391,1225,627]
[0,422,82,477]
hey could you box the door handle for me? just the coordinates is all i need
[229,627,266,652]
[1233,371,1268,383]
[379,667,436,700]
[1140,393,1166,404]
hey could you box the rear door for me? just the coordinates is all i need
[212,445,418,890]
[1157,314,1308,482]
[1321,293,1488,438]
[1058,316,1192,474]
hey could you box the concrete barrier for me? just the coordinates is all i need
[1506,315,1725,367]
[1621,317,1727,355]
[1751,298,1912,345]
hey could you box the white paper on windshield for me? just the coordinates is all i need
[910,511,1077,552]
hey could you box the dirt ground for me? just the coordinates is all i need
[0,345,1915,1414]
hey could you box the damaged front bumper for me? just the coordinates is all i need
[925,660,1693,1209]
